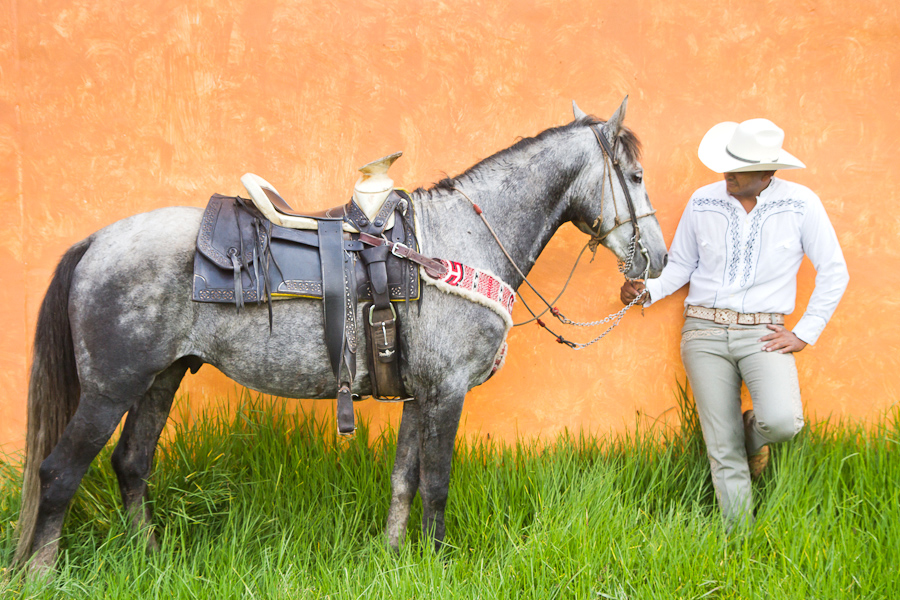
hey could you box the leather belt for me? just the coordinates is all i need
[685,305,785,326]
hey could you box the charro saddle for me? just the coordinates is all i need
[192,181,446,435]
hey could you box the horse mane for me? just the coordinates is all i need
[427,116,642,193]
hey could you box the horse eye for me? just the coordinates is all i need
[631,172,643,184]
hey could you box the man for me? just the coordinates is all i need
[621,118,849,530]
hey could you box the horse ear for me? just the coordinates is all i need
[602,96,629,144]
[572,100,588,121]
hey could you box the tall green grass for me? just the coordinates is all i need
[1,387,897,599]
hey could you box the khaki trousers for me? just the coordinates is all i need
[680,317,804,529]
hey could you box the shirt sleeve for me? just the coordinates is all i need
[791,194,850,344]
[644,200,699,306]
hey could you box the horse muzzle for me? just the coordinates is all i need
[627,244,667,280]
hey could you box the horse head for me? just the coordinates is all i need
[569,98,667,280]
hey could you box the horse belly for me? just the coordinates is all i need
[194,300,373,400]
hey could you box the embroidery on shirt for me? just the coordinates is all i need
[740,198,806,286]
[693,198,742,284]
[694,196,807,287]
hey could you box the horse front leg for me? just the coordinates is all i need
[386,399,421,550]
[110,360,189,551]
[418,391,466,551]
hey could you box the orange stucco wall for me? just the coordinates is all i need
[2,0,898,453]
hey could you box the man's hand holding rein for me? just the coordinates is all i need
[620,280,648,305]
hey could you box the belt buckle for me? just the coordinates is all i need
[368,303,397,325]
[390,241,409,259]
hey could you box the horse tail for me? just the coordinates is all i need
[14,237,91,566]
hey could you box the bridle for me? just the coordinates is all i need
[452,122,654,349]
[588,124,656,273]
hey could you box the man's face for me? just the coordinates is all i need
[724,171,773,200]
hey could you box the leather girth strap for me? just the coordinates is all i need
[348,191,407,401]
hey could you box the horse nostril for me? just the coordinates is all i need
[662,254,668,268]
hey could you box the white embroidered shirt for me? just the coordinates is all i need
[644,177,849,344]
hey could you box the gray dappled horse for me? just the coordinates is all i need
[15,99,667,575]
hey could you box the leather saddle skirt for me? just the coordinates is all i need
[192,194,420,305]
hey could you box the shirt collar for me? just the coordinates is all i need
[756,177,780,203]
[722,176,780,206]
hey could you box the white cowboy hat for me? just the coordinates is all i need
[698,118,806,173]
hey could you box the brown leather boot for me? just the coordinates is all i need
[743,409,770,480]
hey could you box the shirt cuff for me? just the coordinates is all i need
[792,314,827,345]
[643,278,663,307]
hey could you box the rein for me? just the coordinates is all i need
[452,124,651,349]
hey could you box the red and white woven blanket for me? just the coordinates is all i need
[421,259,517,375]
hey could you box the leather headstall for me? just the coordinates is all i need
[592,125,646,246]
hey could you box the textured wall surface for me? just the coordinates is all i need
[2,0,898,452]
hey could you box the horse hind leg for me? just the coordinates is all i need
[386,399,421,550]
[27,392,135,576]
[110,358,194,550]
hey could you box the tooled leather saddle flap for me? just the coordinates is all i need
[192,193,420,304]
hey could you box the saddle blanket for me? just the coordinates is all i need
[421,259,516,375]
